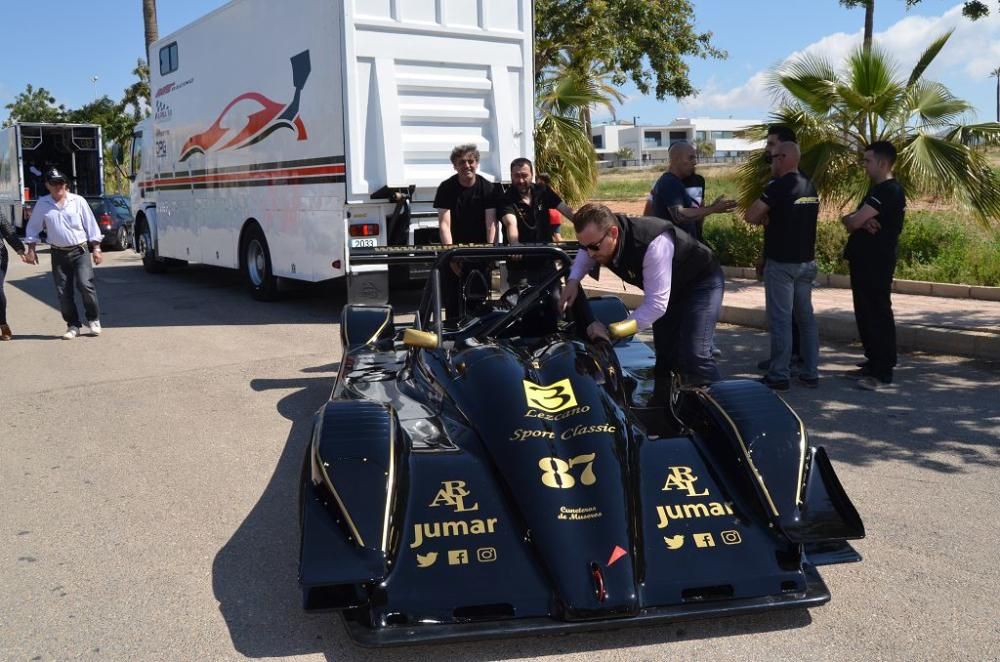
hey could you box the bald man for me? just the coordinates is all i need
[744,141,820,391]
[645,141,736,239]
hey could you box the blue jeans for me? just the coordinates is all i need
[652,264,724,394]
[764,260,818,381]
[50,246,100,328]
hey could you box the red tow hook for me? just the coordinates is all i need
[590,562,607,602]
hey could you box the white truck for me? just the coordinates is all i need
[126,0,534,301]
[0,122,104,230]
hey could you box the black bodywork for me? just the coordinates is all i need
[299,245,864,646]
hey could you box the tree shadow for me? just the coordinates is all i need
[712,326,1000,474]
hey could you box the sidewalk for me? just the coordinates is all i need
[583,271,1000,362]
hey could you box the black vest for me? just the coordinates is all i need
[608,214,718,293]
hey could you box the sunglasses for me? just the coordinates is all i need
[583,228,612,253]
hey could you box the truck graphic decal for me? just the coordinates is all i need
[138,155,344,194]
[179,50,311,162]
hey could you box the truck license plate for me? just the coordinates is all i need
[350,238,378,248]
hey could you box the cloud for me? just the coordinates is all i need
[681,3,1000,113]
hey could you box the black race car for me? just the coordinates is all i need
[299,245,864,647]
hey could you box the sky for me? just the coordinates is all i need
[1,1,998,126]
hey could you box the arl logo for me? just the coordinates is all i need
[179,50,311,162]
[661,466,710,497]
[523,378,578,414]
[429,480,479,513]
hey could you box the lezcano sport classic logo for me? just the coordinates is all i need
[522,378,590,421]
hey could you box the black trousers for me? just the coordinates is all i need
[51,246,100,328]
[849,257,896,381]
[651,265,725,401]
[0,244,8,326]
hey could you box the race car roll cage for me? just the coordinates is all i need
[350,244,637,348]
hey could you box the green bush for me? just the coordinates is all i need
[701,209,1000,286]
[702,214,761,267]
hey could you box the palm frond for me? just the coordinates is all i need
[941,122,1000,147]
[768,54,840,113]
[847,45,899,98]
[905,81,972,126]
[534,114,597,206]
[907,30,953,88]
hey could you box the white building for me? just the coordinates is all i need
[592,118,764,165]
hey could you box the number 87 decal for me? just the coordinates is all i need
[539,453,597,488]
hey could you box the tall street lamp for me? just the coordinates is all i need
[91,75,99,100]
[991,67,1000,123]
[633,116,641,166]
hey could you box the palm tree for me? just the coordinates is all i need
[142,0,158,56]
[990,66,1000,122]
[736,31,1000,228]
[840,0,875,52]
[534,58,624,205]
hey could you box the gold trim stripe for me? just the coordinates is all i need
[380,412,396,553]
[314,436,367,547]
[700,391,780,517]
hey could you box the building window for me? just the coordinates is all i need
[695,131,707,141]
[159,42,179,76]
[644,131,662,148]
[592,135,604,149]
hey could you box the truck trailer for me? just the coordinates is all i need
[0,122,104,230]
[127,0,534,300]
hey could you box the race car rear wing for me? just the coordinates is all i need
[349,242,581,265]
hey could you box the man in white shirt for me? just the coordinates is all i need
[24,168,104,339]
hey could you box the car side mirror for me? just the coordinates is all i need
[403,328,439,349]
[609,319,637,340]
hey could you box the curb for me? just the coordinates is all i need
[721,266,1000,302]
[583,284,1000,363]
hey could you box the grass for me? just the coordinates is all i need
[594,165,742,202]
[584,165,1000,286]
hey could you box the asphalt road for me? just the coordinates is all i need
[2,249,998,661]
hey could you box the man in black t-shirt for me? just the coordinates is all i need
[499,158,573,245]
[841,141,906,390]
[433,144,497,320]
[744,141,820,391]
[498,157,574,287]
[644,142,735,241]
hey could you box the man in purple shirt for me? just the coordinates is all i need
[560,203,724,403]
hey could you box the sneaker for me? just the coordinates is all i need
[842,366,871,380]
[87,320,102,336]
[758,376,790,392]
[62,326,80,340]
[0,324,11,341]
[857,375,892,391]
[797,375,819,389]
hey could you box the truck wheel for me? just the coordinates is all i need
[241,224,279,301]
[137,221,167,274]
